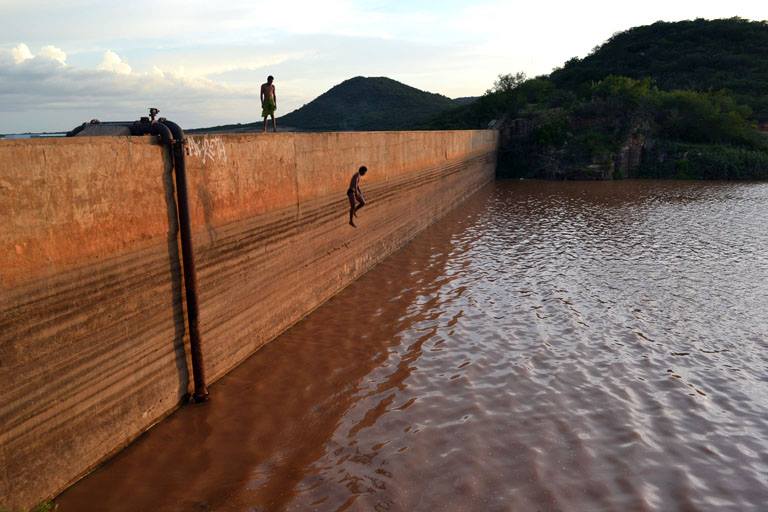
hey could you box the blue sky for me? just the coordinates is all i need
[0,0,765,132]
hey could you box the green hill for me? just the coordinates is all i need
[278,76,459,131]
[550,18,768,120]
[425,18,768,180]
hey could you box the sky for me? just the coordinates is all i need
[0,0,765,132]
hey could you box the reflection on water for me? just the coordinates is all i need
[58,180,768,511]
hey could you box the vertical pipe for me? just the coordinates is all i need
[155,120,209,402]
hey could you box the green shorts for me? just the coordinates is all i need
[262,98,276,117]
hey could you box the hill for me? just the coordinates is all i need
[190,77,462,133]
[452,96,479,106]
[425,18,768,180]
[550,18,768,120]
[277,76,459,131]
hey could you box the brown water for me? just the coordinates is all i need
[57,180,768,511]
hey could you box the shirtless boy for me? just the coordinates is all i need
[347,166,368,227]
[260,75,277,132]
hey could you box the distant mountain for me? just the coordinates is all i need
[452,96,479,106]
[190,76,464,133]
[187,122,258,134]
[0,132,67,139]
[277,77,460,131]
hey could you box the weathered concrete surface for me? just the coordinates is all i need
[0,130,497,511]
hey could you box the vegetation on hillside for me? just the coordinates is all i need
[550,18,768,121]
[425,18,768,180]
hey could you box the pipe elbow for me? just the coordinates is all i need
[151,122,174,147]
[160,120,185,144]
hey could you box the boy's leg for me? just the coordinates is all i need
[355,192,366,214]
[348,191,357,226]
[263,116,268,132]
[271,114,277,132]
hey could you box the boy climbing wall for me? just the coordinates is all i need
[347,166,368,227]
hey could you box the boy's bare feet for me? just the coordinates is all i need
[349,220,357,228]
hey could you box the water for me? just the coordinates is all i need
[57,180,768,511]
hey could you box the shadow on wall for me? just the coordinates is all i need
[161,147,191,399]
[197,184,218,246]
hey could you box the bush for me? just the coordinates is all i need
[654,90,762,147]
[640,141,768,179]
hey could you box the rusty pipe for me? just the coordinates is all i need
[152,119,209,403]
[68,113,210,403]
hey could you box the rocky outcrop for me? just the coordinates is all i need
[496,114,650,180]
[613,128,648,179]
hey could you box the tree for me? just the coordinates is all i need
[487,72,527,94]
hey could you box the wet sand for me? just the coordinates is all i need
[57,180,768,511]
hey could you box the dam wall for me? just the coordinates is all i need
[0,130,498,510]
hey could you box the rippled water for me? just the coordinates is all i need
[58,180,768,511]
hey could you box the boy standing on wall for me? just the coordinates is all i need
[261,75,277,132]
[347,166,368,227]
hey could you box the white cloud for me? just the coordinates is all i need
[0,46,258,132]
[98,50,132,75]
[146,50,313,80]
[38,45,67,64]
[11,43,33,63]
[2,43,67,66]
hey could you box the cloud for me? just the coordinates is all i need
[3,43,67,66]
[0,44,257,132]
[11,43,33,63]
[38,45,67,64]
[98,50,131,75]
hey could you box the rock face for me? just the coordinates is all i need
[0,130,498,511]
[496,115,649,180]
[613,130,647,179]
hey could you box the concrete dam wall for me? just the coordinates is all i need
[0,130,498,510]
